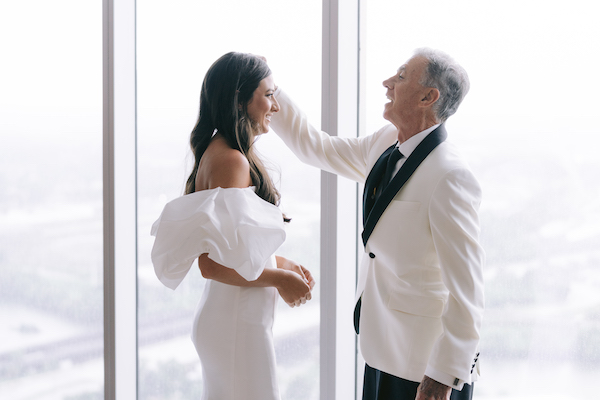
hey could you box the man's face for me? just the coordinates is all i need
[382,56,428,127]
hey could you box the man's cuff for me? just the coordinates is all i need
[424,366,465,390]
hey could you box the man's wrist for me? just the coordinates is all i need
[424,366,464,390]
[417,375,451,399]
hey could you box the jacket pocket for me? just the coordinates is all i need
[387,292,445,318]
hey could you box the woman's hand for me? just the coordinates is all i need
[275,256,316,307]
[275,269,312,307]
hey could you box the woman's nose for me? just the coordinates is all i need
[272,97,280,112]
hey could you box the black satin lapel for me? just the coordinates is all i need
[362,144,396,226]
[361,125,447,246]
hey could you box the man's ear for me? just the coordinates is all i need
[420,88,440,107]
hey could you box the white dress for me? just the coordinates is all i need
[150,187,286,400]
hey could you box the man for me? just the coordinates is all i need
[271,48,484,400]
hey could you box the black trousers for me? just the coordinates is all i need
[363,364,474,400]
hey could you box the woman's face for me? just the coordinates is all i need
[246,74,279,134]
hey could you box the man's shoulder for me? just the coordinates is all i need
[430,140,470,167]
[416,141,479,187]
[425,141,482,191]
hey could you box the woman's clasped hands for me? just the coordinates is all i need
[275,256,316,307]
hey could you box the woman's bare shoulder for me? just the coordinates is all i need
[198,139,251,190]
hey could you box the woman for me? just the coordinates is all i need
[151,52,315,400]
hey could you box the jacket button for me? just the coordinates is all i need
[369,252,375,258]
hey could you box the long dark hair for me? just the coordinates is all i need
[184,52,281,207]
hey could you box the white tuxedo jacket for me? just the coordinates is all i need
[271,89,485,389]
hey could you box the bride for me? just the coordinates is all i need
[151,52,315,400]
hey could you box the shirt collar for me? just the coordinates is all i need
[396,124,441,157]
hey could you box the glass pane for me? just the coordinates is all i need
[137,1,322,399]
[0,1,103,399]
[364,1,600,399]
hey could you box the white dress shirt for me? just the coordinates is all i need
[391,124,441,177]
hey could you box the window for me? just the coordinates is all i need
[4,1,595,399]
[0,1,103,398]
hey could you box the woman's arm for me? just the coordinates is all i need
[198,254,313,307]
[196,142,314,307]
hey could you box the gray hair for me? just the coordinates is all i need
[414,48,470,122]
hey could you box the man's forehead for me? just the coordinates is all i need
[397,56,426,73]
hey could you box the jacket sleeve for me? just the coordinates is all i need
[425,167,485,389]
[271,88,371,182]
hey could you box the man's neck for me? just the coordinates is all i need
[396,117,439,144]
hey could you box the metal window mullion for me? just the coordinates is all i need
[320,1,338,399]
[103,0,138,399]
[321,0,360,399]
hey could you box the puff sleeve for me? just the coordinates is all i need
[150,187,286,289]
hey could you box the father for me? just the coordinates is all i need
[271,48,485,400]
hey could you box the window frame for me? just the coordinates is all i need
[320,0,362,399]
[103,0,138,398]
